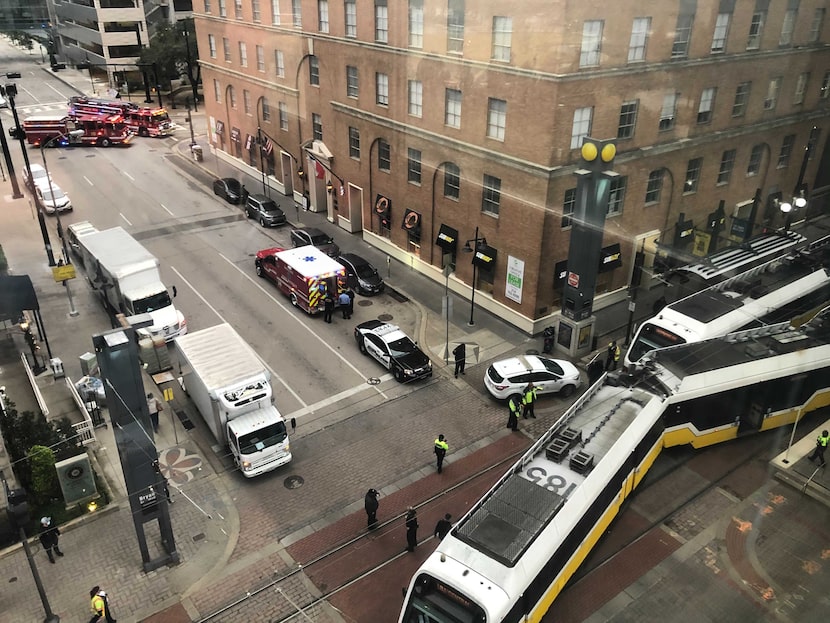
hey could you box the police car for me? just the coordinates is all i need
[354,320,432,382]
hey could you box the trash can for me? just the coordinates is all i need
[50,358,65,379]
[191,144,203,162]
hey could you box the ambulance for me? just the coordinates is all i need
[255,246,347,314]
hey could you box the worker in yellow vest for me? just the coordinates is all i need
[89,585,117,623]
[434,434,449,473]
[522,383,538,419]
[605,341,621,371]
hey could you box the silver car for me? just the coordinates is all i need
[484,354,582,401]
[34,183,72,214]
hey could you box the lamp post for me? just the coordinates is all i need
[778,192,807,231]
[182,19,198,112]
[41,129,83,261]
[462,227,486,326]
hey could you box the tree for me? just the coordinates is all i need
[139,20,201,91]
[29,445,59,504]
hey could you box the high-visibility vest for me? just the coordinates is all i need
[91,594,106,616]
[818,434,829,448]
[434,439,448,453]
[523,387,537,405]
[509,398,521,414]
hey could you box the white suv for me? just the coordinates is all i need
[23,163,52,190]
[34,183,72,214]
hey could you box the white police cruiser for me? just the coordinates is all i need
[354,320,432,382]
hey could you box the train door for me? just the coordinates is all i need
[737,400,766,435]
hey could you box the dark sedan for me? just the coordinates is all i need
[338,253,385,295]
[290,227,340,257]
[213,178,243,204]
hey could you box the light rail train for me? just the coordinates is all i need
[399,313,830,623]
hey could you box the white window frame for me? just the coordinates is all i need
[262,98,271,121]
[580,20,603,67]
[278,101,288,130]
[717,149,736,184]
[482,174,501,216]
[345,0,357,38]
[492,16,512,62]
[780,9,797,46]
[810,8,826,42]
[256,45,265,71]
[223,37,231,62]
[570,106,592,149]
[408,148,422,184]
[291,0,302,28]
[318,0,329,33]
[409,0,424,48]
[219,0,227,17]
[672,14,693,58]
[445,88,462,128]
[252,0,261,22]
[794,72,809,105]
[375,0,388,43]
[711,12,730,52]
[628,17,650,62]
[408,80,423,117]
[659,93,677,130]
[243,89,251,114]
[234,0,242,19]
[617,100,638,139]
[213,79,221,102]
[763,77,781,110]
[447,0,465,54]
[275,50,285,77]
[271,0,280,25]
[239,41,247,67]
[347,66,358,98]
[208,34,216,58]
[747,11,765,50]
[486,98,506,140]
[376,72,389,106]
[607,177,626,216]
[697,87,716,124]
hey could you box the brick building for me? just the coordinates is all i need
[197,0,830,333]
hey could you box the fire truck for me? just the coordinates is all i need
[68,96,174,137]
[255,246,347,314]
[22,114,133,147]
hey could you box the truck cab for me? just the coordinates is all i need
[227,407,292,477]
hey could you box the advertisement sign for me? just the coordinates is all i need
[505,256,524,304]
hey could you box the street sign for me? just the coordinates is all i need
[52,264,76,282]
[567,271,579,288]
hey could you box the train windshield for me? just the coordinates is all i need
[401,575,486,623]
[628,323,685,362]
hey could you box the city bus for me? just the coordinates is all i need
[68,96,174,137]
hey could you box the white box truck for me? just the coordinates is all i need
[173,323,292,477]
[67,221,186,341]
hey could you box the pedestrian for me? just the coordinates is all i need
[507,395,520,431]
[808,429,829,467]
[39,517,63,563]
[605,341,620,371]
[522,382,537,419]
[588,357,604,385]
[434,513,452,540]
[652,296,667,316]
[452,342,466,378]
[323,295,334,323]
[364,488,380,529]
[339,290,351,319]
[241,184,249,205]
[146,392,162,433]
[347,288,355,318]
[89,585,117,623]
[405,507,419,552]
[434,434,448,473]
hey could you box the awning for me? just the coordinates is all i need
[436,224,458,253]
[472,244,497,271]
[230,127,241,142]
[598,243,622,272]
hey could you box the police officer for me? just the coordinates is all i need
[434,434,449,473]
[507,395,521,431]
[606,341,620,371]
[364,488,380,529]
[39,517,63,563]
[522,383,537,419]
[808,430,829,467]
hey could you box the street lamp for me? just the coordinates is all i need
[777,192,807,231]
[462,227,486,326]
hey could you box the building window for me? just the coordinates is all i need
[205,0,211,12]
[492,16,512,62]
[262,98,271,121]
[234,0,242,19]
[272,0,280,25]
[580,20,603,67]
[291,0,302,27]
[645,170,663,204]
[685,158,702,193]
[243,89,251,114]
[717,149,736,184]
[318,0,329,32]
[408,148,422,184]
[213,79,221,102]
[445,88,462,128]
[821,71,830,98]
[810,8,826,42]
[617,100,638,139]
[444,163,460,199]
[628,17,650,62]
[238,41,246,66]
[571,106,592,149]
[253,0,261,21]
[778,134,795,167]
[409,0,424,48]
[732,81,750,116]
[376,72,389,106]
[607,176,626,215]
[697,87,716,124]
[763,77,781,110]
[378,139,391,171]
[447,0,464,54]
[375,0,388,43]
[672,14,693,59]
[408,80,423,117]
[780,8,797,46]
[487,98,506,140]
[309,56,320,86]
[345,0,356,38]
[349,127,360,158]
[223,37,231,61]
[747,144,764,176]
[312,113,322,140]
[275,50,285,77]
[256,45,265,71]
[208,34,216,58]
[346,66,358,98]
[482,174,501,216]
[747,11,765,49]
[794,72,809,105]
[659,93,677,131]
[561,187,576,228]
[278,101,288,130]
[228,85,236,108]
[711,12,730,53]
[219,0,226,17]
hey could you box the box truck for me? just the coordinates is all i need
[67,221,186,341]
[173,323,292,477]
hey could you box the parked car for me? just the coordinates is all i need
[354,320,432,383]
[290,227,340,257]
[337,253,385,295]
[34,184,72,214]
[245,193,286,227]
[213,177,243,204]
[484,354,582,401]
[22,163,52,190]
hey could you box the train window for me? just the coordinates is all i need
[402,575,485,623]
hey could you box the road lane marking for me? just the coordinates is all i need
[47,84,66,98]
[286,375,393,420]
[123,171,135,181]
[169,264,308,411]
[120,213,132,226]
[83,176,94,186]
[160,203,175,216]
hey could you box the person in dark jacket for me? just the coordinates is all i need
[507,395,521,431]
[364,488,380,529]
[452,343,466,378]
[405,507,419,552]
[39,517,63,563]
[323,295,334,323]
[434,513,452,540]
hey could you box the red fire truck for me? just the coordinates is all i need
[22,114,133,147]
[254,246,347,314]
[68,96,174,137]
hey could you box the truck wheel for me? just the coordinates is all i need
[139,127,149,137]
[255,261,263,277]
[290,292,299,307]
[99,137,111,147]
[358,338,367,354]
[394,367,405,382]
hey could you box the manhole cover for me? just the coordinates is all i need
[284,475,305,489]
[192,533,206,542]
[378,313,393,322]
[357,299,372,307]
[367,377,381,385]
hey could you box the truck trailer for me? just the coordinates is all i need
[67,221,186,341]
[173,323,292,478]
